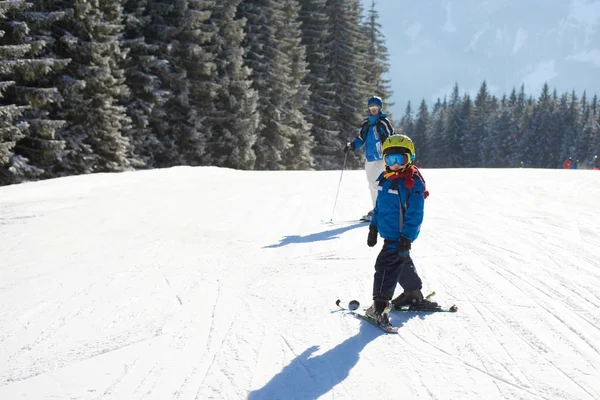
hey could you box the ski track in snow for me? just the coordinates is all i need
[1,167,600,399]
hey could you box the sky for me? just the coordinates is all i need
[359,0,600,118]
[1,166,600,399]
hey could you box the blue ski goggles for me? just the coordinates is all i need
[385,152,409,166]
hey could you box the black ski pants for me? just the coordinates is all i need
[372,240,422,300]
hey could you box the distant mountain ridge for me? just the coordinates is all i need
[374,0,600,115]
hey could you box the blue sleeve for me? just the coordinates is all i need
[370,200,379,228]
[370,173,384,229]
[400,179,425,242]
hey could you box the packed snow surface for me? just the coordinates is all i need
[1,166,600,399]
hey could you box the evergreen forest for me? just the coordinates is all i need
[1,0,599,186]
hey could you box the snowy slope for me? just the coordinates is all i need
[1,167,600,400]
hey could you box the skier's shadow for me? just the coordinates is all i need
[263,222,367,249]
[247,312,425,400]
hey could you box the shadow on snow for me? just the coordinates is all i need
[264,222,367,249]
[247,311,429,400]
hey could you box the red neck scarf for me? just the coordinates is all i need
[383,165,430,199]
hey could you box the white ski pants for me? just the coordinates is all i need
[365,159,385,209]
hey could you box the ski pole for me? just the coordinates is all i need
[329,150,349,222]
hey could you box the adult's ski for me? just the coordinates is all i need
[322,219,368,225]
[393,304,458,313]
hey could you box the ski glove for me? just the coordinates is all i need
[367,225,378,247]
[397,236,411,257]
[344,142,355,153]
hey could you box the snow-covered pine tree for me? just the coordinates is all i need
[569,91,591,163]
[411,99,430,167]
[0,0,70,184]
[557,91,579,165]
[52,0,132,175]
[363,0,393,118]
[278,0,313,170]
[323,0,370,169]
[399,101,414,139]
[471,81,492,167]
[123,0,185,167]
[457,94,474,167]
[578,92,597,165]
[421,98,449,168]
[500,88,521,167]
[298,0,339,170]
[444,83,468,168]
[169,0,217,166]
[204,0,259,170]
[121,0,170,168]
[12,1,71,177]
[0,0,29,185]
[489,95,513,167]
[239,0,312,170]
[521,83,558,168]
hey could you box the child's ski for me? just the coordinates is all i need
[392,291,458,313]
[335,299,398,334]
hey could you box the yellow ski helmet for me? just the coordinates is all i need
[382,135,416,171]
[382,135,415,159]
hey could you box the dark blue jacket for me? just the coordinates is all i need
[370,172,425,242]
[352,114,394,162]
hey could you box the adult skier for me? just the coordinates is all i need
[344,96,394,221]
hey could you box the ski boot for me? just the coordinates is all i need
[392,290,440,311]
[365,296,390,325]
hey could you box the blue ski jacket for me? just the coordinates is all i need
[370,172,425,243]
[352,113,394,162]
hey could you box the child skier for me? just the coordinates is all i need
[364,134,439,325]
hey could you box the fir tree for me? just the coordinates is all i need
[298,0,339,169]
[444,84,467,168]
[0,0,29,184]
[491,101,515,167]
[426,98,447,168]
[239,0,312,170]
[14,1,72,178]
[521,83,558,168]
[170,0,217,166]
[569,91,591,162]
[323,0,370,169]
[411,99,430,167]
[363,0,393,117]
[53,0,132,175]
[472,81,492,167]
[121,0,170,168]
[558,91,580,163]
[0,0,70,184]
[278,0,313,170]
[399,101,414,139]
[205,0,259,170]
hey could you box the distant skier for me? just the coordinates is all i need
[364,135,438,326]
[594,155,599,170]
[563,158,572,169]
[344,96,394,221]
[571,159,579,169]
